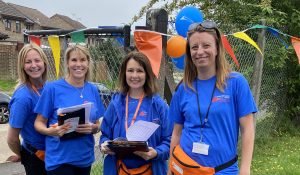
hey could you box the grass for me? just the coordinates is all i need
[0,79,17,95]
[251,134,300,175]
[91,160,103,175]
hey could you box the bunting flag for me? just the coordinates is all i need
[232,32,263,55]
[291,37,300,64]
[29,35,41,46]
[267,27,289,49]
[134,30,162,77]
[48,35,61,78]
[221,35,240,68]
[70,30,85,43]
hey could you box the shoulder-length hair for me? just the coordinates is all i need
[16,43,49,89]
[64,44,93,81]
[184,24,231,92]
[118,51,158,96]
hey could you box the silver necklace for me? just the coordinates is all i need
[76,84,85,98]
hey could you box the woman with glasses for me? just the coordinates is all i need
[100,51,172,175]
[168,20,257,175]
[34,44,105,175]
[7,43,49,175]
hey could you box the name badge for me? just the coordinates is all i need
[192,142,209,155]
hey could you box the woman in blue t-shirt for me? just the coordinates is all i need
[100,51,171,175]
[168,20,257,175]
[7,43,49,175]
[34,44,105,175]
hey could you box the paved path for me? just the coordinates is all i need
[0,162,25,175]
[0,124,16,163]
[0,123,102,174]
[0,124,25,174]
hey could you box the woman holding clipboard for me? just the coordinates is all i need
[100,51,172,175]
[34,44,105,175]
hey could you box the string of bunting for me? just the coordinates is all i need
[26,24,300,78]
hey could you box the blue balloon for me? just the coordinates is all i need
[175,6,204,37]
[172,55,185,70]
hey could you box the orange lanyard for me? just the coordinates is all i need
[31,83,43,96]
[125,93,144,131]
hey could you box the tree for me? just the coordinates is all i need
[132,0,300,124]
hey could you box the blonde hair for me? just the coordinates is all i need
[16,43,48,89]
[64,44,93,81]
[184,25,231,92]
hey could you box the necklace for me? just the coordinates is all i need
[65,78,85,98]
[76,84,85,98]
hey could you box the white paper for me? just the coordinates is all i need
[126,120,159,141]
[64,117,80,133]
[57,102,92,124]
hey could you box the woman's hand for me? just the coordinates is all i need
[75,123,93,134]
[134,147,157,161]
[49,123,71,137]
[100,141,115,155]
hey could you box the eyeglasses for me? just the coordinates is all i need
[188,20,218,31]
[188,20,221,40]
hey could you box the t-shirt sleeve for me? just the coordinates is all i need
[34,84,53,119]
[9,94,31,128]
[234,74,258,118]
[169,86,184,124]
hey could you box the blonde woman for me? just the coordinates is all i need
[7,43,49,175]
[34,44,105,175]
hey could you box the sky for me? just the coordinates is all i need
[3,0,166,28]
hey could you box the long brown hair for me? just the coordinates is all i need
[16,43,48,89]
[118,51,158,96]
[184,24,231,92]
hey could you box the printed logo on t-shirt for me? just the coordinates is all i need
[139,111,147,117]
[212,95,230,103]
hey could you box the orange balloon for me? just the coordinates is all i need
[167,35,186,58]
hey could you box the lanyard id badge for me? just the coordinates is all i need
[192,81,216,155]
[192,128,210,155]
[192,142,209,155]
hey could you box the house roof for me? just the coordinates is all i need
[0,0,26,19]
[50,14,86,30]
[7,3,58,29]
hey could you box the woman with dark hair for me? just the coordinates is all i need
[168,21,257,175]
[100,51,171,175]
[7,43,49,175]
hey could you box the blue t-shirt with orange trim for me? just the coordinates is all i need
[170,72,257,174]
[9,85,45,150]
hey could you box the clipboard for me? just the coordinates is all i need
[58,107,85,140]
[107,140,149,157]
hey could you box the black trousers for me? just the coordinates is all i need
[21,146,47,175]
[47,164,91,175]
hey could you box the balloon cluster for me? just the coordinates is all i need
[167,6,204,70]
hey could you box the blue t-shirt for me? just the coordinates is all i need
[34,79,105,171]
[170,72,257,174]
[9,85,45,150]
